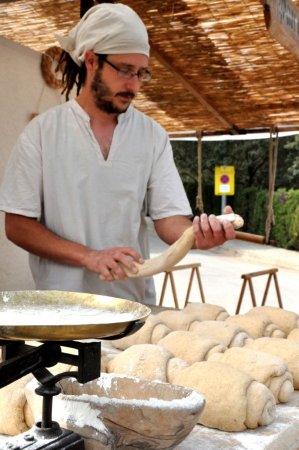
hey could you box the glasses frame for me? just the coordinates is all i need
[96,54,152,83]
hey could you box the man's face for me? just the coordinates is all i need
[90,54,149,114]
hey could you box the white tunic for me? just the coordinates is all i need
[0,99,192,304]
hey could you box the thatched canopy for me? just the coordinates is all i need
[1,0,299,134]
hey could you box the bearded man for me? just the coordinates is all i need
[0,3,235,304]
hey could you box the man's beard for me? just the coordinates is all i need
[91,69,135,114]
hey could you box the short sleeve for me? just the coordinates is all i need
[147,129,192,220]
[0,121,43,219]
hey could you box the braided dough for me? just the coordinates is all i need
[210,347,293,403]
[287,328,299,341]
[111,315,171,350]
[226,314,285,339]
[41,46,64,89]
[108,344,189,383]
[100,213,244,280]
[245,337,299,389]
[246,306,299,335]
[157,310,202,331]
[187,320,252,347]
[158,330,226,364]
[184,303,229,321]
[173,361,276,431]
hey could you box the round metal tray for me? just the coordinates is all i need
[0,290,151,341]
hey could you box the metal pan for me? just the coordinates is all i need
[0,290,151,341]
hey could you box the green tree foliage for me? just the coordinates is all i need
[171,135,299,249]
[272,189,299,250]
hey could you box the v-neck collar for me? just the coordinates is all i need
[70,99,133,164]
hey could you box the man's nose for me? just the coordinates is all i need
[125,75,142,92]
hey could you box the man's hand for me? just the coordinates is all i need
[84,247,143,281]
[192,206,236,250]
[5,213,143,282]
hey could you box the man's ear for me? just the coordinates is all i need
[84,50,98,71]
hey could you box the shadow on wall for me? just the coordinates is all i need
[0,36,61,291]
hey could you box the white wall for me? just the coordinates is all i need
[0,37,61,290]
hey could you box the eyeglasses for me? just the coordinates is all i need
[97,54,152,82]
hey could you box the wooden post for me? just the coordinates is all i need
[235,268,283,314]
[158,263,205,309]
[265,129,278,243]
[196,131,204,214]
[261,0,299,61]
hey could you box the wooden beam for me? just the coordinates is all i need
[261,0,299,60]
[149,40,239,133]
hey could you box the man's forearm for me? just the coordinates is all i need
[154,215,192,245]
[5,213,90,267]
[154,212,236,251]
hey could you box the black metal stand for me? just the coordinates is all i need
[0,321,145,449]
[2,424,85,449]
[0,340,103,450]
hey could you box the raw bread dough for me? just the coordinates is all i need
[245,337,299,389]
[0,374,33,435]
[173,361,276,431]
[210,347,293,403]
[158,330,226,364]
[107,343,189,383]
[184,303,229,321]
[226,314,285,339]
[188,320,252,347]
[246,306,299,335]
[157,310,202,331]
[111,315,171,350]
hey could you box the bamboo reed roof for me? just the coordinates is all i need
[1,0,299,134]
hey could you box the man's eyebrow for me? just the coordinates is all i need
[117,62,148,70]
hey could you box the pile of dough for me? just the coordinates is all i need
[183,303,229,321]
[108,344,189,383]
[246,306,299,335]
[157,310,202,331]
[188,320,252,347]
[210,347,293,403]
[111,315,171,350]
[226,314,285,339]
[158,330,226,364]
[173,361,276,431]
[245,337,299,389]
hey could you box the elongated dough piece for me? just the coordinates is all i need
[245,337,299,389]
[173,361,276,431]
[246,306,299,335]
[210,347,293,403]
[107,344,189,383]
[158,330,226,364]
[226,314,285,339]
[100,213,244,280]
[110,315,171,350]
[189,320,252,347]
[184,303,229,321]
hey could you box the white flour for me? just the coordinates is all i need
[0,308,136,326]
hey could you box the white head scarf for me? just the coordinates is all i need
[55,3,150,66]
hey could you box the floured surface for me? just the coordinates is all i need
[1,386,299,449]
[175,391,299,450]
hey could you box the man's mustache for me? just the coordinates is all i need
[116,91,135,99]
